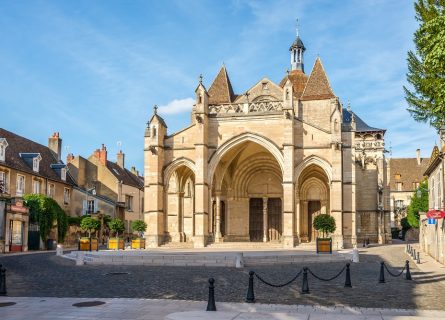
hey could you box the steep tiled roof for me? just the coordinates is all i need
[301,58,335,101]
[343,109,385,133]
[389,158,429,192]
[106,161,143,189]
[279,70,308,98]
[208,65,235,104]
[289,36,305,50]
[0,128,75,185]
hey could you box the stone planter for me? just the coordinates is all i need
[79,237,98,251]
[316,237,332,254]
[131,238,146,249]
[108,238,125,250]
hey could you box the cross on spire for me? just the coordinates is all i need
[153,105,158,115]
[296,18,300,37]
[199,74,203,84]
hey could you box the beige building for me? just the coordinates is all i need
[388,150,429,229]
[0,129,74,252]
[144,34,391,249]
[421,139,445,264]
[67,144,144,234]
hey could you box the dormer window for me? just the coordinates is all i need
[61,167,67,181]
[0,138,8,162]
[32,154,42,173]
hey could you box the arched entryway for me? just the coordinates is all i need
[210,136,284,243]
[164,163,195,242]
[297,164,330,242]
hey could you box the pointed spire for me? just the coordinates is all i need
[153,104,158,115]
[208,64,235,104]
[301,57,335,100]
[290,20,305,72]
[296,18,300,37]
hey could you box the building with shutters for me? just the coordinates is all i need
[0,129,74,252]
[143,33,391,249]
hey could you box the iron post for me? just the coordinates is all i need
[0,265,6,296]
[245,271,255,303]
[206,278,216,311]
[301,267,310,294]
[417,252,420,264]
[378,261,385,283]
[344,263,352,288]
[405,260,412,280]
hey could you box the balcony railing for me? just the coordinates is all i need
[209,101,283,116]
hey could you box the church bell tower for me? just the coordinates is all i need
[290,21,305,72]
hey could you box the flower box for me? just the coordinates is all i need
[79,237,98,251]
[131,238,145,249]
[316,237,332,254]
[108,238,125,250]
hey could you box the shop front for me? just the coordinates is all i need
[1,197,29,253]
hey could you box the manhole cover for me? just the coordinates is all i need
[72,301,106,307]
[0,302,17,307]
[104,272,130,275]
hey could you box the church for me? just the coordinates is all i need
[143,33,391,249]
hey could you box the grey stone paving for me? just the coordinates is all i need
[1,244,444,310]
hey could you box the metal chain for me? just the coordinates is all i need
[307,265,346,282]
[383,263,406,277]
[254,269,303,288]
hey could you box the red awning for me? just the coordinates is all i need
[426,209,445,219]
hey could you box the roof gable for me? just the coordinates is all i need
[279,70,308,98]
[106,161,143,189]
[208,65,235,104]
[301,58,335,101]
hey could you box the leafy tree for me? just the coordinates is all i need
[404,0,445,129]
[313,214,336,238]
[406,180,429,228]
[24,194,69,246]
[131,220,147,238]
[108,218,125,238]
[80,216,101,238]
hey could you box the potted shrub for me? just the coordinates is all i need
[131,220,147,249]
[108,218,125,250]
[313,214,336,254]
[79,216,101,251]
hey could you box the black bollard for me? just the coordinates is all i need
[344,263,352,288]
[378,262,385,283]
[417,252,420,264]
[408,244,411,254]
[413,249,417,260]
[363,239,365,247]
[0,265,6,296]
[206,278,216,311]
[245,271,255,303]
[301,267,310,294]
[405,260,412,280]
[366,238,370,247]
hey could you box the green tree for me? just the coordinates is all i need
[80,216,101,238]
[404,0,445,129]
[108,218,125,238]
[407,180,429,228]
[24,194,69,246]
[131,220,147,238]
[313,214,336,238]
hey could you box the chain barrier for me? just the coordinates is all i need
[254,268,303,288]
[383,263,405,277]
[307,265,346,282]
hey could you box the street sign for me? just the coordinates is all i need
[428,218,436,225]
[426,209,445,219]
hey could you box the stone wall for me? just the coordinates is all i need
[419,212,445,264]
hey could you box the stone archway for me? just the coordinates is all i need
[297,165,330,243]
[164,163,195,243]
[210,139,283,243]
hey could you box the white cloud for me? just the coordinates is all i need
[158,97,194,115]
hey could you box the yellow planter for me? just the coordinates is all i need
[108,238,125,250]
[79,238,98,251]
[132,238,145,249]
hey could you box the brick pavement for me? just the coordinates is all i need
[0,243,444,310]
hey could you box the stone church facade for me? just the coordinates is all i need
[144,34,391,249]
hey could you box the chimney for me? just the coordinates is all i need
[66,153,74,163]
[416,149,421,165]
[48,132,62,162]
[117,150,125,168]
[94,144,107,165]
[130,166,137,175]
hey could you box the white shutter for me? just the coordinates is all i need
[94,199,98,213]
[82,200,87,215]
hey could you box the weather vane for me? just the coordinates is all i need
[296,18,300,37]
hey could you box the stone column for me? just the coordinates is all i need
[302,200,308,241]
[178,192,185,242]
[295,196,300,244]
[215,193,222,242]
[262,197,268,242]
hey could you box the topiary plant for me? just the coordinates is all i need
[313,214,336,238]
[80,216,101,238]
[131,220,147,238]
[108,218,125,238]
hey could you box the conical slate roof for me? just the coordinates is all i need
[301,58,335,101]
[289,36,305,50]
[208,65,235,104]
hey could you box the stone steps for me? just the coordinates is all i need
[207,242,284,249]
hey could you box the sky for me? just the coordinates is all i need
[0,0,438,173]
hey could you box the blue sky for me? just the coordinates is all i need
[0,0,437,172]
